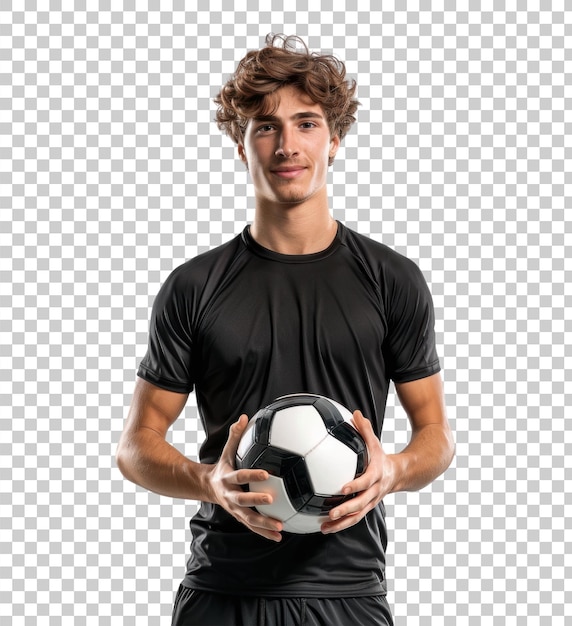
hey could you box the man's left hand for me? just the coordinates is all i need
[320,410,396,534]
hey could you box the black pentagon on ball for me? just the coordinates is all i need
[236,444,314,512]
[237,442,300,476]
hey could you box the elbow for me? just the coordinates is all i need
[115,444,126,476]
[115,437,135,482]
[115,443,128,478]
[444,428,456,470]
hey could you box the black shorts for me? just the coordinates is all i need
[172,585,394,626]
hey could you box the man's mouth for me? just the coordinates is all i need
[271,166,306,179]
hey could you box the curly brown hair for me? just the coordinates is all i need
[214,34,359,152]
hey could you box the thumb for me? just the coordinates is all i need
[221,414,249,459]
[352,410,376,442]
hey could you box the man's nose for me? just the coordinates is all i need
[275,128,298,158]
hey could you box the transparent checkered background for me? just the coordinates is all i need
[1,2,571,624]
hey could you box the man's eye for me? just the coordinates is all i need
[300,122,316,129]
[258,125,274,133]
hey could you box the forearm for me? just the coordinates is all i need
[388,423,455,494]
[116,428,215,502]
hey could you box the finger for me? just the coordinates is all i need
[246,524,283,542]
[231,413,249,439]
[233,467,269,486]
[351,410,376,444]
[220,414,249,461]
[242,508,283,533]
[329,485,375,521]
[253,528,283,542]
[236,505,284,542]
[321,511,363,534]
[339,470,376,498]
[322,491,378,534]
[232,486,273,508]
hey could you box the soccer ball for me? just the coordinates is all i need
[235,393,368,534]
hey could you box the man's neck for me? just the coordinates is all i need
[250,204,338,255]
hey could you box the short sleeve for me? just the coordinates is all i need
[382,257,441,384]
[137,268,194,394]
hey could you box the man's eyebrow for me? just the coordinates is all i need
[252,112,325,122]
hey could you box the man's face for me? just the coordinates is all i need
[238,85,340,209]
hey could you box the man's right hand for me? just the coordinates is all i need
[207,414,284,542]
[117,381,283,541]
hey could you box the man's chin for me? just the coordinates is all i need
[270,187,323,206]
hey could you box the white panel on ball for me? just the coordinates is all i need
[269,405,327,456]
[305,436,358,495]
[284,512,328,534]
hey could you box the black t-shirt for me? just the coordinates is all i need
[137,222,441,597]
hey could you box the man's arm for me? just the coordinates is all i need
[116,378,283,541]
[321,372,455,533]
[116,378,196,498]
[390,372,455,492]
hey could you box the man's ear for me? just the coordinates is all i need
[238,144,248,169]
[328,134,341,166]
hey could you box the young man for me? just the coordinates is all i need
[116,35,455,626]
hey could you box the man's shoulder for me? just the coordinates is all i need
[339,222,421,277]
[166,230,246,284]
[151,231,248,310]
